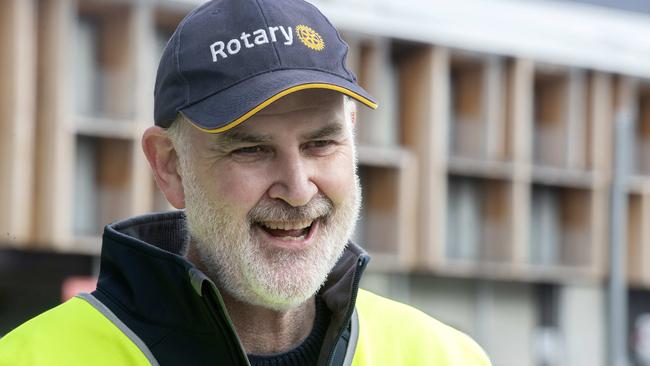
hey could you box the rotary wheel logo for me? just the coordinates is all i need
[295,25,325,51]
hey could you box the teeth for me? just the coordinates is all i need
[279,235,307,241]
[261,220,313,230]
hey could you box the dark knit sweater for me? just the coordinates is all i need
[247,296,331,366]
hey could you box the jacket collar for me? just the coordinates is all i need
[96,211,369,363]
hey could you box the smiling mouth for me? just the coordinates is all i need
[256,219,318,241]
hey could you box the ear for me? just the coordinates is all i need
[142,126,186,209]
[345,97,357,126]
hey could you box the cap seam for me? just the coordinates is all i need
[302,0,356,81]
[174,6,204,108]
[252,0,283,67]
[181,67,356,109]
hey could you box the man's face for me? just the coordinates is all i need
[179,90,360,310]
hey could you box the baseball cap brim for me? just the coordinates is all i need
[179,69,377,133]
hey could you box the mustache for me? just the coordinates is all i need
[248,195,333,223]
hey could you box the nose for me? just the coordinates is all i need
[267,151,318,207]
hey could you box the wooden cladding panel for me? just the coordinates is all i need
[627,194,644,283]
[33,0,76,248]
[448,54,508,161]
[445,176,513,264]
[637,86,650,175]
[533,70,569,167]
[450,57,484,158]
[76,3,135,119]
[398,46,449,268]
[96,139,133,232]
[356,38,398,146]
[0,0,37,246]
[559,188,592,267]
[451,58,483,122]
[481,179,513,263]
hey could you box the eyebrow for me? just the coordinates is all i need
[210,121,345,150]
[301,122,345,141]
[211,130,274,150]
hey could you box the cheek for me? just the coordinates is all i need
[208,164,269,212]
[314,155,356,205]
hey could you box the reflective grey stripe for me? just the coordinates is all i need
[76,293,160,366]
[342,308,360,366]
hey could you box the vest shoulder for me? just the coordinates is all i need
[0,296,149,366]
[354,289,491,366]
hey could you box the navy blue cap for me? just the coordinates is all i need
[154,0,377,132]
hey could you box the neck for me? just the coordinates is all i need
[186,244,316,354]
[222,291,316,354]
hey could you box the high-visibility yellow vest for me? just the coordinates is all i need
[0,289,490,366]
[352,289,491,365]
[0,296,150,366]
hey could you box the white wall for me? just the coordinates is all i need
[560,284,606,366]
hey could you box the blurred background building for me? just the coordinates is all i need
[1,0,650,365]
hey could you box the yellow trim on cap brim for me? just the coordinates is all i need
[182,83,378,134]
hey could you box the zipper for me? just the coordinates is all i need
[202,281,252,366]
[325,255,369,366]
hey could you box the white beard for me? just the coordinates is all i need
[182,167,361,311]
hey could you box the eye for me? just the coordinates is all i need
[310,140,333,148]
[232,145,265,155]
[229,145,272,161]
[303,140,337,155]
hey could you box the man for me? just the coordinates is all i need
[0,0,491,365]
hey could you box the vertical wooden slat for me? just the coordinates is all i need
[397,152,418,268]
[33,0,76,248]
[356,37,397,147]
[566,69,587,169]
[510,59,534,267]
[0,0,37,246]
[131,1,155,215]
[400,46,449,268]
[512,60,534,167]
[485,56,506,160]
[589,72,613,277]
[591,73,613,183]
